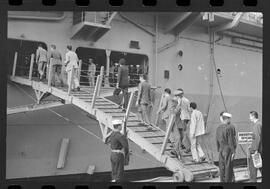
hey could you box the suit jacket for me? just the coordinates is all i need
[117,65,129,88]
[160,94,175,120]
[48,49,62,65]
[36,48,47,62]
[178,96,191,120]
[216,123,237,154]
[190,109,205,137]
[138,81,151,105]
[250,120,262,154]
[65,51,78,72]
[171,98,182,128]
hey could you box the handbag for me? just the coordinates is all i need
[252,152,262,168]
[113,88,121,96]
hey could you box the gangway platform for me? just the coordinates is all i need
[8,52,219,182]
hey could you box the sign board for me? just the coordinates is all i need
[238,132,253,144]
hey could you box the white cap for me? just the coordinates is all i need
[222,112,232,118]
[173,90,183,96]
[112,119,123,125]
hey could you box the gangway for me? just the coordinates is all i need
[8,52,219,182]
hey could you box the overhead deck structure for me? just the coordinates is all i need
[8,52,219,182]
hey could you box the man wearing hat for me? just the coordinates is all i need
[167,90,184,158]
[176,88,191,153]
[116,58,129,112]
[105,119,129,182]
[216,111,237,182]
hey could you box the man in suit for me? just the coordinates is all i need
[189,102,206,163]
[248,111,262,182]
[168,90,184,159]
[64,45,80,91]
[36,44,48,80]
[216,112,237,182]
[88,58,96,86]
[117,58,129,112]
[136,74,152,130]
[157,88,175,141]
[47,44,62,81]
[177,88,191,153]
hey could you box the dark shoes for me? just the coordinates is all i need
[184,149,191,154]
[200,157,206,162]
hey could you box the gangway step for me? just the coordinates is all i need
[84,99,109,102]
[139,132,165,138]
[101,109,126,113]
[96,105,120,109]
[126,122,145,127]
[128,126,160,132]
[109,112,136,117]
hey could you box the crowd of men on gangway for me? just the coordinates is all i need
[35,44,262,183]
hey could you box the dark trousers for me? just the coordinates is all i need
[180,119,191,150]
[249,153,260,182]
[219,148,235,182]
[111,152,125,181]
[120,87,128,109]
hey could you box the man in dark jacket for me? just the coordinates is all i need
[216,111,237,182]
[48,44,62,81]
[136,74,152,130]
[248,111,262,182]
[117,58,129,112]
[106,119,129,182]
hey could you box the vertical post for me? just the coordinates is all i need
[91,75,101,109]
[105,50,111,87]
[12,52,18,77]
[68,66,75,95]
[97,66,104,96]
[122,91,135,136]
[28,54,35,80]
[48,58,53,87]
[160,114,175,155]
[155,93,164,125]
[78,60,82,85]
[246,145,250,178]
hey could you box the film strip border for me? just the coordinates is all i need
[6,0,260,7]
[5,183,261,189]
[3,0,263,9]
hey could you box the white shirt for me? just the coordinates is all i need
[65,51,78,71]
[190,109,206,137]
[178,96,191,120]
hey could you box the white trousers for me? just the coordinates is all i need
[67,69,79,89]
[88,74,95,86]
[190,136,205,162]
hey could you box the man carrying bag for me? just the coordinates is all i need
[248,111,262,182]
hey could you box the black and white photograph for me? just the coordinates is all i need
[6,11,262,182]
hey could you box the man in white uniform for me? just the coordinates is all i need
[65,45,80,91]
